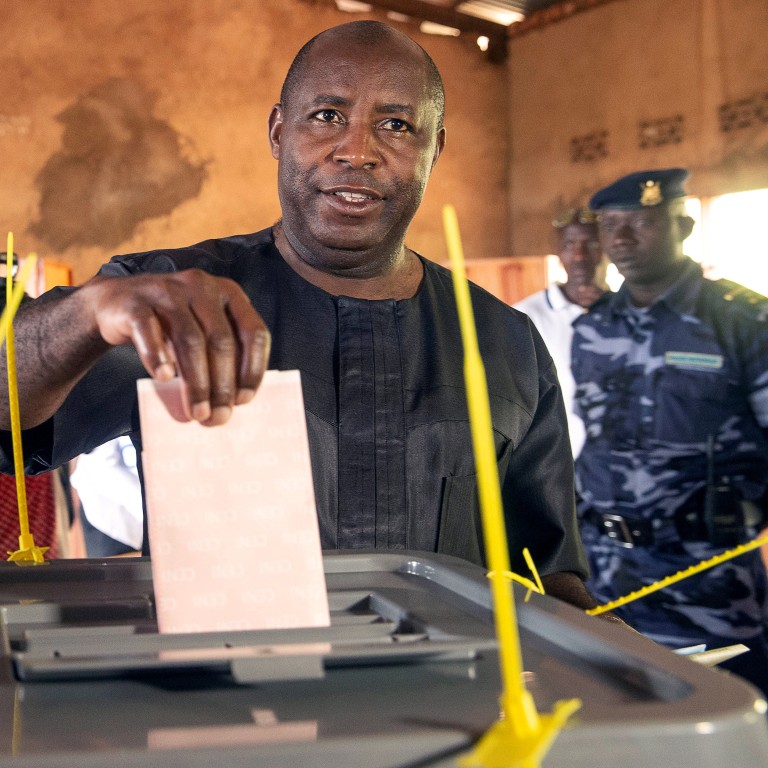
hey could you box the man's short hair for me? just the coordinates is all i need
[279,21,445,131]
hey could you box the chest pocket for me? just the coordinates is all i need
[436,474,484,565]
[436,440,515,567]
[653,367,738,443]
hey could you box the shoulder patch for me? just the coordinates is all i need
[707,279,768,320]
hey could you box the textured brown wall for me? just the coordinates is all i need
[507,0,768,255]
[1,0,509,284]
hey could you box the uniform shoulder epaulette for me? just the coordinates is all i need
[707,278,768,318]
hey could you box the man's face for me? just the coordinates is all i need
[557,222,602,284]
[597,205,691,286]
[269,35,445,276]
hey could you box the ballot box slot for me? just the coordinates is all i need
[10,635,489,684]
[18,620,398,656]
[11,636,490,683]
[4,587,493,683]
[1,591,392,651]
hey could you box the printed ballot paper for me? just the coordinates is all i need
[137,371,330,634]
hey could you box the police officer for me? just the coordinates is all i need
[572,168,768,695]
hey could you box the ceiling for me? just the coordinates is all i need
[333,0,596,62]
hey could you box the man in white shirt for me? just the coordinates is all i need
[70,437,143,556]
[514,208,608,456]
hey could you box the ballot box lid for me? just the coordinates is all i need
[0,551,767,768]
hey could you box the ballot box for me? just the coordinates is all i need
[0,551,767,768]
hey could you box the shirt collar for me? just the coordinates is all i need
[547,282,579,311]
[609,258,704,318]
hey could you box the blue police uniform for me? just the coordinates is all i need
[573,169,768,696]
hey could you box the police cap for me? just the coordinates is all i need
[552,207,598,229]
[589,168,689,211]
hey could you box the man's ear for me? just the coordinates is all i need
[268,104,283,160]
[678,214,695,241]
[431,127,446,170]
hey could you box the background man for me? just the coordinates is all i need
[572,168,768,693]
[70,436,142,556]
[0,22,598,610]
[514,208,607,457]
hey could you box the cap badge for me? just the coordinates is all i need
[640,180,662,206]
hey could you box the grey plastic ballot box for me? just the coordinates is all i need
[0,552,767,768]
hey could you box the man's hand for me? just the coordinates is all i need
[0,270,271,431]
[85,270,271,426]
[541,573,640,633]
[541,571,599,609]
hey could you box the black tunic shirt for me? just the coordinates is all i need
[6,228,587,577]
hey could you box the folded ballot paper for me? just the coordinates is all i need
[137,371,330,634]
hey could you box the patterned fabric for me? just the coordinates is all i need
[572,258,768,693]
[0,473,58,559]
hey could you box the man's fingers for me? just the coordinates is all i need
[180,277,271,426]
[127,311,177,381]
[91,271,270,426]
[225,287,271,406]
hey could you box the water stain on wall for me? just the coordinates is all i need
[30,78,206,251]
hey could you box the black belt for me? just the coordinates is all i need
[582,501,707,549]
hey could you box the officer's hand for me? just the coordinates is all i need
[84,270,271,426]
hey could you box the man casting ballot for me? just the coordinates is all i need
[0,21,601,614]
